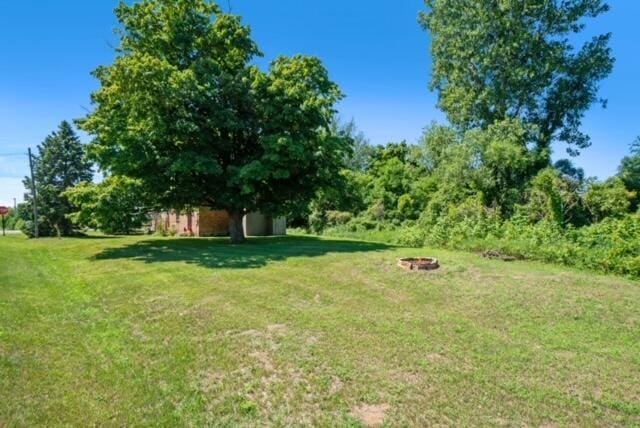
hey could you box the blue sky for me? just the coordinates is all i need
[1,1,639,207]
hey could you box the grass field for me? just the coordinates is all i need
[1,234,639,426]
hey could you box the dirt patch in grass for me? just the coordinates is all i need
[329,376,343,394]
[350,403,390,427]
[250,351,275,372]
[425,353,449,364]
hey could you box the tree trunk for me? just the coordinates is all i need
[228,210,246,244]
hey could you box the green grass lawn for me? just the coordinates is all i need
[1,234,639,426]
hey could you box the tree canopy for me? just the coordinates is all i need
[64,175,150,235]
[419,0,614,157]
[81,0,347,242]
[618,137,640,210]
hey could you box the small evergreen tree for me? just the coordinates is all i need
[22,121,93,237]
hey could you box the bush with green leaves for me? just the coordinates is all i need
[65,176,149,235]
[419,194,503,248]
[584,177,635,222]
[516,167,587,227]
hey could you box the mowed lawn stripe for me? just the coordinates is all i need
[1,234,639,426]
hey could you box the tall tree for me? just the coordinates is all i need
[338,119,376,172]
[22,121,93,237]
[618,137,640,210]
[419,0,614,158]
[80,0,346,243]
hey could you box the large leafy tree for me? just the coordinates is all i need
[419,0,614,158]
[22,121,93,237]
[81,0,346,243]
[618,137,640,210]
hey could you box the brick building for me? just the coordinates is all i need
[152,208,286,237]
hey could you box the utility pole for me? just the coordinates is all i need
[28,147,38,238]
[13,197,16,209]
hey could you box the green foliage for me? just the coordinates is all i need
[297,1,627,279]
[309,117,637,278]
[574,214,640,275]
[13,218,26,232]
[554,158,586,183]
[81,0,346,242]
[2,208,20,230]
[419,194,503,248]
[394,225,427,248]
[584,177,635,222]
[420,0,614,155]
[339,119,377,172]
[323,212,640,278]
[419,119,539,219]
[488,215,640,277]
[64,176,150,235]
[325,210,353,226]
[618,137,640,210]
[517,167,587,227]
[21,121,93,237]
[308,209,353,234]
[3,203,32,232]
[307,168,369,233]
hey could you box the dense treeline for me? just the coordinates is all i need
[299,0,640,278]
[307,123,640,277]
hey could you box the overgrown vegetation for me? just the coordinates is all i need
[309,124,640,277]
[301,0,637,278]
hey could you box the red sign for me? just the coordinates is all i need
[0,207,8,215]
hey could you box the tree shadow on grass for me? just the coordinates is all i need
[92,235,391,269]
[75,235,121,240]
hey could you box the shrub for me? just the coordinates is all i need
[393,226,426,248]
[325,210,353,226]
[307,210,326,234]
[474,215,640,278]
[13,218,25,232]
[155,222,167,237]
[20,219,56,238]
[584,177,635,222]
[419,195,502,247]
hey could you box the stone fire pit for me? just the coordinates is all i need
[398,257,439,271]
